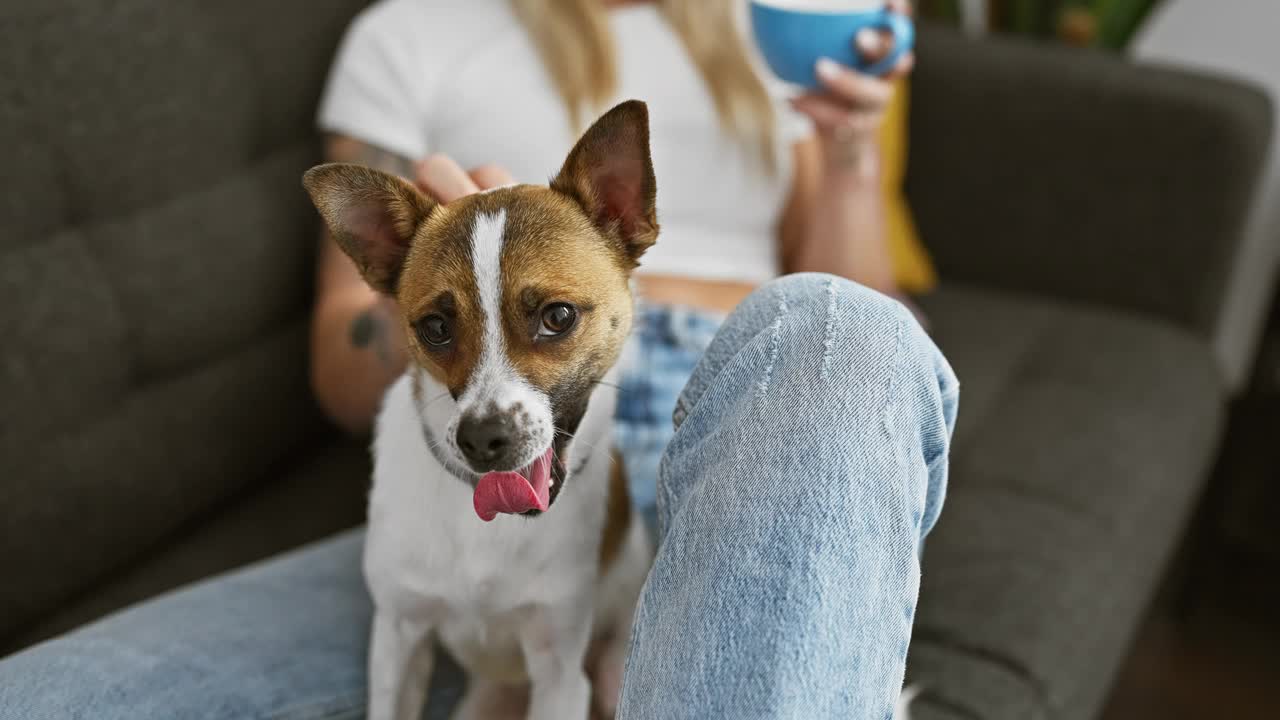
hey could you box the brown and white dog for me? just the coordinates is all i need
[303,101,657,720]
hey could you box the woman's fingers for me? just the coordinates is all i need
[854,0,914,66]
[855,28,894,63]
[815,58,894,109]
[468,163,516,191]
[415,153,479,204]
[790,94,880,136]
[885,51,915,81]
[413,155,516,204]
[848,38,914,79]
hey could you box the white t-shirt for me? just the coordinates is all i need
[317,0,812,284]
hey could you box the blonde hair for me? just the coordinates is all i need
[509,0,777,170]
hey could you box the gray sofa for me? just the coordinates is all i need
[0,2,1272,719]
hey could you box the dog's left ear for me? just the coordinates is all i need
[302,163,436,294]
[551,100,658,264]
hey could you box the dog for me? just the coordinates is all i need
[302,100,656,720]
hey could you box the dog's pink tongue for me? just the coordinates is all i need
[473,448,554,522]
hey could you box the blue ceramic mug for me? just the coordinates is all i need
[750,0,915,87]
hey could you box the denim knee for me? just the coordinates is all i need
[662,272,956,539]
[673,272,921,429]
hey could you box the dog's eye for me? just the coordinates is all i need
[416,314,452,347]
[539,303,577,337]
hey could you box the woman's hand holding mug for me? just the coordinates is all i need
[751,0,916,171]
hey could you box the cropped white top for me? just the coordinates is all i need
[318,0,813,284]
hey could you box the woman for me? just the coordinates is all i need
[0,1,956,718]
[312,0,921,520]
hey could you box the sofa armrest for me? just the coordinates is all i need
[906,26,1273,342]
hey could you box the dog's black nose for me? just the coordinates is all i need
[456,414,514,467]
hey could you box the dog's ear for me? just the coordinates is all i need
[551,100,658,264]
[302,163,436,294]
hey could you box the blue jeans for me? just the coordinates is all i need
[0,274,957,720]
[614,301,725,534]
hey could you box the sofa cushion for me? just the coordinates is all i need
[6,439,371,655]
[0,0,370,645]
[906,285,1224,720]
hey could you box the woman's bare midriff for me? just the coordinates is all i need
[634,273,759,316]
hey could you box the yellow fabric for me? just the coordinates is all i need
[878,78,937,294]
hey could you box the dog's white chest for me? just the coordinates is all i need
[363,377,607,622]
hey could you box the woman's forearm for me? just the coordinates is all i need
[782,10,914,296]
[310,136,417,434]
[307,139,516,435]
[310,288,407,435]
[788,146,897,294]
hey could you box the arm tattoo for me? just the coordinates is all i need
[326,137,410,370]
[350,308,396,370]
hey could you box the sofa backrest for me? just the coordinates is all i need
[0,0,368,644]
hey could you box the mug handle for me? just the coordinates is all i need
[861,9,915,76]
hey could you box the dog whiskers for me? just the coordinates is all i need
[419,429,449,456]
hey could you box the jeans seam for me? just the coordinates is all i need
[881,308,916,532]
[665,312,718,431]
[820,276,838,380]
[754,281,788,402]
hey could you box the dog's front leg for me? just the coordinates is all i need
[368,610,435,720]
[519,600,594,720]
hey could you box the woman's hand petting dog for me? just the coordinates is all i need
[415,154,515,204]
